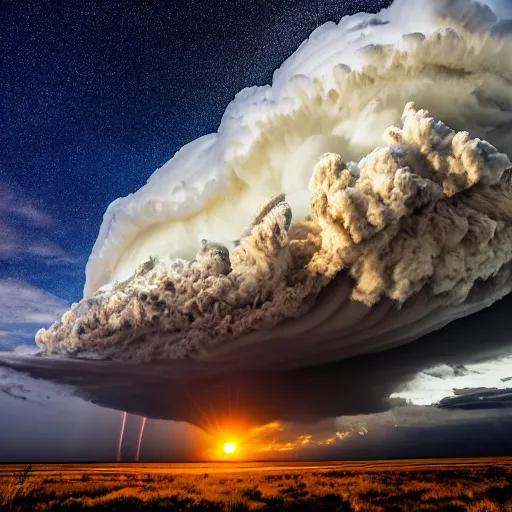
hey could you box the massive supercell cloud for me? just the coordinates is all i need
[2,292,511,424]
[33,0,512,371]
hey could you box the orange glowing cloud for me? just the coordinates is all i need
[202,418,363,460]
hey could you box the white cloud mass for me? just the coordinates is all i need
[6,0,512,375]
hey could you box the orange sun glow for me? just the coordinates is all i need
[223,442,236,454]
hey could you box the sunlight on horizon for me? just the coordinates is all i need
[223,443,236,455]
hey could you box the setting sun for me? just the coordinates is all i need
[223,443,236,455]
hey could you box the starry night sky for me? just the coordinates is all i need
[2,0,392,303]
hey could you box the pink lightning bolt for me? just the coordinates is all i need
[117,411,127,462]
[135,416,147,462]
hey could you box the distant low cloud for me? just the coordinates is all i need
[0,185,77,265]
[438,388,512,410]
[390,357,512,406]
[0,279,68,325]
[336,404,512,433]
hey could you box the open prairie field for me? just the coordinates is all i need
[1,458,511,511]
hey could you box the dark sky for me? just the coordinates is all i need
[2,0,392,303]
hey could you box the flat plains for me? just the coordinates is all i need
[1,458,511,511]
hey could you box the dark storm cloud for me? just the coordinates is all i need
[438,388,512,410]
[2,293,511,429]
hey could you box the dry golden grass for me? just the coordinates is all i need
[0,461,511,511]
